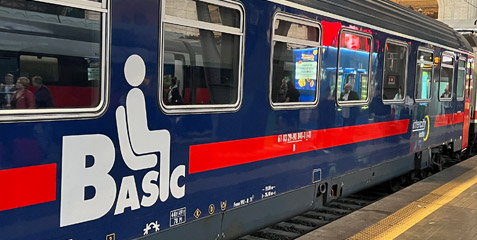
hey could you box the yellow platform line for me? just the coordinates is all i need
[349,166,477,240]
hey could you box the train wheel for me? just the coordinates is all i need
[420,169,432,179]
[431,152,443,173]
[406,171,419,184]
[387,175,404,193]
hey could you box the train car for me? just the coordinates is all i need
[0,0,474,239]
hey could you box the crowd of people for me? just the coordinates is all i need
[0,74,53,109]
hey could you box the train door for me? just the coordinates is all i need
[463,57,474,148]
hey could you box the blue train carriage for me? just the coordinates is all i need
[0,0,474,240]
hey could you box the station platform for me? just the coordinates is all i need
[298,155,477,240]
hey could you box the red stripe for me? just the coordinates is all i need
[434,114,453,127]
[189,120,409,174]
[434,113,464,127]
[463,102,471,149]
[453,112,464,124]
[0,164,56,211]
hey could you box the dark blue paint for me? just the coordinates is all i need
[0,0,470,239]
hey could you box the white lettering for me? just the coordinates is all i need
[170,165,186,199]
[60,135,117,227]
[141,171,159,207]
[114,176,140,215]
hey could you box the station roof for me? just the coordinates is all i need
[288,0,473,52]
[440,19,477,49]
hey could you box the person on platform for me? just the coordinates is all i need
[339,83,359,101]
[32,76,53,108]
[7,77,35,109]
[285,80,300,102]
[0,73,15,109]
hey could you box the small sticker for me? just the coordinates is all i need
[278,131,312,144]
[143,221,160,235]
[388,75,395,85]
[261,185,277,199]
[106,233,115,240]
[233,195,255,207]
[208,204,215,215]
[312,169,322,183]
[170,207,186,227]
[220,201,227,211]
[194,208,202,219]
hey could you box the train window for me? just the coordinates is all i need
[164,0,240,28]
[0,0,107,120]
[382,40,408,103]
[415,49,433,101]
[269,13,321,109]
[438,53,455,101]
[466,59,474,99]
[456,59,466,101]
[160,0,244,113]
[274,19,320,42]
[337,29,372,105]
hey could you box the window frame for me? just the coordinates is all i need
[456,56,466,101]
[158,0,245,114]
[438,51,455,102]
[336,28,373,107]
[414,47,434,103]
[0,0,110,122]
[268,12,322,110]
[382,39,408,105]
[35,0,107,12]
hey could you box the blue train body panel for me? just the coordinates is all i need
[0,0,473,239]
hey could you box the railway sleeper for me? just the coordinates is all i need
[275,222,315,234]
[316,206,353,215]
[335,197,375,206]
[327,201,363,211]
[289,216,329,227]
[302,211,341,221]
[253,228,300,240]
[239,236,269,240]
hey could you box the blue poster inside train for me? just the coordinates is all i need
[293,48,318,102]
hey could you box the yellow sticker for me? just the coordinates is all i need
[208,204,215,215]
[194,208,201,219]
[220,201,227,211]
[106,233,115,240]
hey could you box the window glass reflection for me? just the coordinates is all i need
[162,23,240,105]
[383,42,407,101]
[0,0,102,110]
[270,16,321,106]
[337,32,370,102]
[271,43,318,103]
[415,50,433,100]
[274,19,319,42]
[456,60,465,99]
[165,0,240,28]
[439,55,454,100]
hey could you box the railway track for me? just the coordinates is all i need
[238,188,390,240]
[238,153,467,240]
